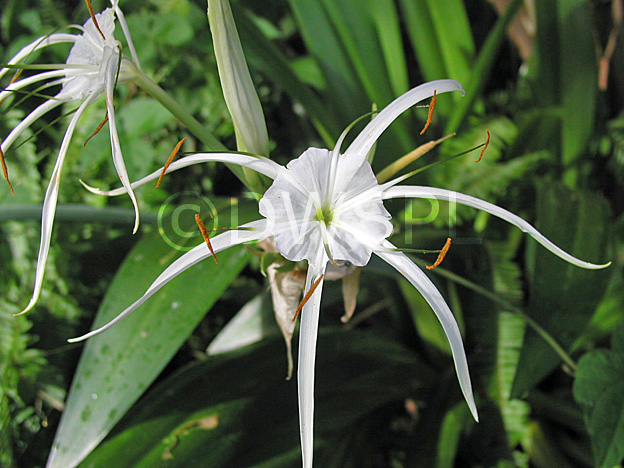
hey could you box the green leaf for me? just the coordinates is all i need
[364,0,408,96]
[233,4,340,144]
[557,0,597,168]
[511,181,612,397]
[573,320,624,468]
[46,229,250,468]
[399,0,474,85]
[79,329,433,467]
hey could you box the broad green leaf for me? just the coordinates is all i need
[511,181,611,397]
[557,0,597,169]
[79,329,433,467]
[233,4,340,144]
[435,402,471,468]
[365,0,408,96]
[46,228,250,468]
[446,0,524,134]
[399,0,473,85]
[320,0,394,106]
[286,0,367,123]
[573,320,624,468]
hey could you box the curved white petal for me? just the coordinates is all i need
[112,2,141,69]
[80,153,281,196]
[1,98,65,153]
[383,186,611,270]
[344,80,464,159]
[68,219,268,342]
[298,247,328,468]
[103,49,140,233]
[16,97,95,315]
[0,69,72,103]
[0,33,79,82]
[375,243,478,422]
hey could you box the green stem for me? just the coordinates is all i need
[0,204,158,226]
[131,68,251,191]
[412,257,579,372]
[132,70,224,151]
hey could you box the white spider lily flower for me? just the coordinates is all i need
[70,79,610,468]
[1,1,141,315]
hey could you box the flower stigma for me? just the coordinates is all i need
[420,89,437,135]
[426,238,452,270]
[476,130,491,162]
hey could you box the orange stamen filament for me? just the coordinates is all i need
[83,113,109,147]
[293,274,325,322]
[475,130,490,162]
[195,214,218,264]
[426,238,451,270]
[156,138,186,188]
[85,0,106,40]
[420,90,437,135]
[0,147,15,196]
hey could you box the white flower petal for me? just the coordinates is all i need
[0,33,78,82]
[112,2,141,69]
[383,186,611,270]
[79,153,281,196]
[68,219,268,342]
[0,69,71,104]
[375,243,478,422]
[1,98,65,153]
[297,247,328,468]
[17,97,95,315]
[103,49,140,233]
[344,80,464,159]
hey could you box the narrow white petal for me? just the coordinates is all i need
[383,186,611,270]
[112,3,141,69]
[375,243,478,421]
[103,50,140,233]
[298,248,328,468]
[0,69,71,103]
[1,98,65,153]
[16,97,94,315]
[0,34,79,82]
[68,219,268,342]
[344,80,464,159]
[79,153,281,196]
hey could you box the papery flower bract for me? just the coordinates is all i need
[71,79,610,468]
[0,0,142,314]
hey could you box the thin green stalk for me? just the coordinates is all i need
[131,69,253,194]
[0,204,157,226]
[446,0,524,134]
[412,257,579,372]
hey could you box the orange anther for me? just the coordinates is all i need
[426,238,451,270]
[83,112,109,147]
[156,138,186,189]
[0,147,14,196]
[195,214,218,264]
[476,130,490,162]
[293,274,325,322]
[420,90,437,135]
[85,0,106,40]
